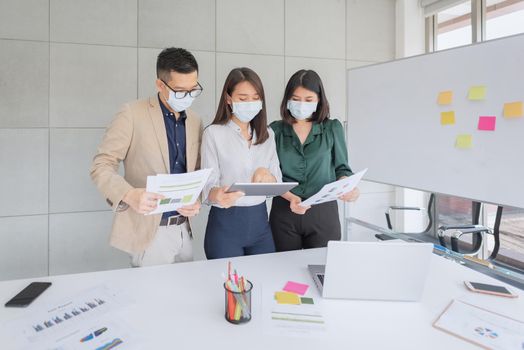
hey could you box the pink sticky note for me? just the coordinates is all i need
[283,281,309,295]
[478,116,496,131]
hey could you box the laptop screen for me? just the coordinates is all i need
[317,274,325,286]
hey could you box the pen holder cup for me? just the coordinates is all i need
[224,280,252,324]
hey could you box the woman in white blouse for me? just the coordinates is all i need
[201,67,282,259]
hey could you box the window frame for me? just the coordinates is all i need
[426,0,481,51]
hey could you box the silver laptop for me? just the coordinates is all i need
[308,241,434,301]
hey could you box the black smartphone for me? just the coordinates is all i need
[5,282,52,307]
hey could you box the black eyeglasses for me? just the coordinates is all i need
[162,80,203,99]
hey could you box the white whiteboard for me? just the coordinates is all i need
[347,34,524,209]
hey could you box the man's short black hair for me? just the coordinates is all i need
[156,47,198,81]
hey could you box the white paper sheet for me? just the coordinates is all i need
[1,285,138,350]
[433,299,524,350]
[42,314,139,350]
[263,288,327,338]
[300,168,367,207]
[145,168,212,215]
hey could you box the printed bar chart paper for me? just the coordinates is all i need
[146,168,212,215]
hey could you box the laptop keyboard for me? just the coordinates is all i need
[317,274,325,286]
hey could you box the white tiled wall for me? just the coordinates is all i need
[217,0,285,55]
[0,0,396,281]
[0,129,49,217]
[0,215,48,280]
[138,0,216,50]
[49,211,129,276]
[49,129,107,213]
[0,40,49,127]
[286,0,346,59]
[347,0,396,61]
[49,43,138,127]
[50,0,138,46]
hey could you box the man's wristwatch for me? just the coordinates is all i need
[107,198,129,212]
[116,201,129,212]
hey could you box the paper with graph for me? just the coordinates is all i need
[300,169,367,208]
[146,168,212,215]
[0,285,140,349]
[433,299,524,350]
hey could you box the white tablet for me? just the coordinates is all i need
[226,182,298,197]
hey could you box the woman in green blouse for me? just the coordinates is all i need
[270,69,360,251]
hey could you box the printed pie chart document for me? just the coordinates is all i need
[300,169,367,207]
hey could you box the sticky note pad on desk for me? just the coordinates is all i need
[283,281,309,295]
[468,86,486,100]
[437,91,453,105]
[478,116,496,131]
[455,134,472,149]
[275,291,301,305]
[301,297,314,305]
[503,101,523,118]
[440,111,455,125]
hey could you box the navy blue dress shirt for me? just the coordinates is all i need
[159,95,187,219]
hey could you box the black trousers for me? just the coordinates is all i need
[269,196,341,252]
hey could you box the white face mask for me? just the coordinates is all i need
[166,90,195,112]
[232,101,263,123]
[287,100,318,120]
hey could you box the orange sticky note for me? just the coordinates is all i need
[437,91,453,105]
[455,134,472,149]
[441,111,455,125]
[503,101,523,118]
[468,86,486,100]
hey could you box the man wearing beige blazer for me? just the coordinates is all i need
[91,48,203,267]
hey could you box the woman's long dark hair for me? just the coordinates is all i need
[280,69,330,124]
[213,67,269,145]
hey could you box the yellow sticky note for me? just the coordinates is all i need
[503,101,523,118]
[468,86,486,100]
[440,111,455,125]
[275,291,301,305]
[437,91,453,105]
[455,134,472,149]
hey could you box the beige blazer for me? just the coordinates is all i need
[90,96,203,254]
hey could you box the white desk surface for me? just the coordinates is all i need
[0,248,522,349]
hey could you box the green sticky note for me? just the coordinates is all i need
[160,198,171,205]
[468,86,486,100]
[455,134,472,149]
[300,297,314,305]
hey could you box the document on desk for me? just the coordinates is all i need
[264,288,327,338]
[38,314,138,350]
[145,168,212,215]
[300,168,367,207]
[433,299,524,350]
[0,284,139,350]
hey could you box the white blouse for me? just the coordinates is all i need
[201,120,283,207]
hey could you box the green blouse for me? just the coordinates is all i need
[270,119,353,200]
